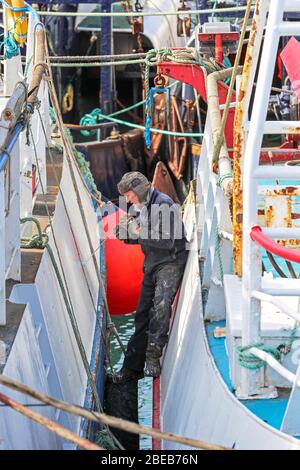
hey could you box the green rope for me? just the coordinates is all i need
[95,111,204,137]
[2,31,19,59]
[237,343,281,370]
[211,0,218,18]
[215,226,224,284]
[279,322,299,355]
[79,108,101,136]
[222,56,232,85]
[79,101,145,137]
[49,106,56,124]
[63,126,99,194]
[218,172,233,188]
[77,80,179,138]
[94,429,118,450]
[24,54,33,80]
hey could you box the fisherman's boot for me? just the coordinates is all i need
[144,343,162,377]
[107,366,144,384]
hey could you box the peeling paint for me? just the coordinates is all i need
[266,205,274,227]
[233,0,260,277]
[265,186,299,197]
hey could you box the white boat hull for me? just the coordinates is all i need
[0,151,104,449]
[161,218,300,450]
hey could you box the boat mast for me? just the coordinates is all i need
[100,0,113,136]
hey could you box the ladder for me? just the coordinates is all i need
[241,0,300,411]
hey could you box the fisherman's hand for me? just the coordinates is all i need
[128,220,140,237]
[127,218,140,239]
[114,215,140,241]
[114,222,128,240]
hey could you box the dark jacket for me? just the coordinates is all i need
[127,188,188,273]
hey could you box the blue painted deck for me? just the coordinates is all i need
[206,183,300,435]
[206,321,290,431]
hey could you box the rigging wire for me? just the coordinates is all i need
[13,5,255,17]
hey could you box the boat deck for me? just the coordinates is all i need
[206,320,292,433]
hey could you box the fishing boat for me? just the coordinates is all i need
[0,3,108,449]
[0,0,196,450]
[2,0,300,452]
[155,0,300,451]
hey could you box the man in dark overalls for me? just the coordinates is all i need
[113,172,188,380]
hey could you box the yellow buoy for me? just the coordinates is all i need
[6,0,28,46]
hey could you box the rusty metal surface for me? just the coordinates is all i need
[167,96,188,180]
[264,186,300,197]
[261,185,300,246]
[152,161,180,203]
[259,149,300,163]
[232,0,260,277]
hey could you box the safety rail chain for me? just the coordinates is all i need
[240,0,300,409]
[0,18,46,325]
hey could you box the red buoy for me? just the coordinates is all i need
[103,209,144,315]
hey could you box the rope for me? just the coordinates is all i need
[284,323,298,354]
[143,47,223,147]
[20,217,48,248]
[96,110,204,137]
[0,374,231,450]
[33,6,255,17]
[237,343,281,370]
[37,53,148,62]
[38,103,125,362]
[215,225,224,284]
[64,126,99,194]
[2,31,19,59]
[20,214,104,411]
[44,59,145,68]
[211,0,218,17]
[0,392,103,450]
[222,56,232,85]
[79,108,102,136]
[44,44,126,365]
[76,80,179,136]
[212,0,253,164]
[218,172,233,187]
[49,106,56,124]
[0,0,39,58]
[38,104,126,412]
[25,126,106,417]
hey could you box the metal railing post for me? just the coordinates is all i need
[241,0,283,398]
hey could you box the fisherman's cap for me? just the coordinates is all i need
[117,172,151,202]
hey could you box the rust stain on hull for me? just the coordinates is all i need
[265,205,274,227]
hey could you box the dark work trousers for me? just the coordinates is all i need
[123,262,185,372]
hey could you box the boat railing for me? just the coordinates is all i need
[246,226,300,391]
[240,0,300,403]
[196,104,233,321]
[0,12,48,325]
